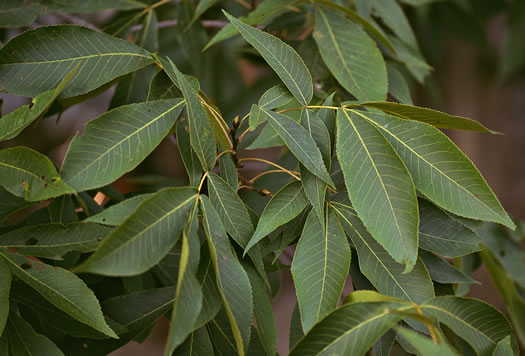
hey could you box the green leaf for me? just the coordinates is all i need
[360,101,496,133]
[173,326,214,356]
[314,7,387,101]
[292,209,351,332]
[207,173,254,249]
[207,307,238,355]
[102,286,176,337]
[289,301,406,356]
[165,203,203,355]
[47,195,79,224]
[60,99,184,192]
[418,199,482,258]
[419,250,478,285]
[336,109,419,271]
[387,63,413,105]
[176,118,204,187]
[219,154,238,190]
[0,65,76,141]
[224,11,313,106]
[49,0,147,13]
[0,1,47,28]
[194,248,222,328]
[373,329,396,356]
[480,249,525,346]
[161,57,217,171]
[421,296,517,356]
[331,198,435,304]
[0,25,154,98]
[265,109,334,186]
[147,70,181,101]
[396,326,459,356]
[493,336,514,356]
[373,0,417,48]
[191,0,216,26]
[0,223,112,259]
[0,147,74,201]
[0,258,10,334]
[200,196,253,356]
[0,328,7,354]
[75,187,198,276]
[246,181,308,252]
[0,252,117,338]
[249,84,293,130]
[289,303,303,350]
[245,264,276,356]
[85,194,153,226]
[364,111,515,229]
[7,312,64,356]
[0,187,32,223]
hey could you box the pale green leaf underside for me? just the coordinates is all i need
[60,99,184,192]
[314,7,387,101]
[246,181,308,252]
[200,196,252,356]
[224,11,313,106]
[421,296,516,356]
[85,194,153,226]
[0,222,112,259]
[0,25,153,98]
[0,147,74,201]
[363,110,514,229]
[290,302,406,356]
[292,209,350,333]
[331,199,435,304]
[336,109,419,270]
[1,252,117,338]
[75,187,198,276]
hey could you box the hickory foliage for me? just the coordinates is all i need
[0,0,524,355]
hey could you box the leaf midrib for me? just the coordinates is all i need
[342,110,410,260]
[0,52,152,66]
[64,100,184,183]
[357,109,507,222]
[330,203,414,302]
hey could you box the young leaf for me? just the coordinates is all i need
[421,296,518,356]
[314,7,387,101]
[1,252,117,338]
[292,209,351,332]
[0,66,76,141]
[85,194,153,226]
[0,258,10,335]
[289,302,406,356]
[364,111,515,229]
[0,223,112,259]
[200,196,253,356]
[336,109,419,271]
[265,109,334,187]
[0,25,154,98]
[418,199,482,258]
[75,187,198,276]
[0,147,74,201]
[396,326,459,356]
[331,198,435,304]
[249,84,293,130]
[60,99,184,192]
[7,312,65,356]
[165,204,203,355]
[246,181,308,252]
[224,11,313,106]
[360,101,496,133]
[160,57,217,171]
